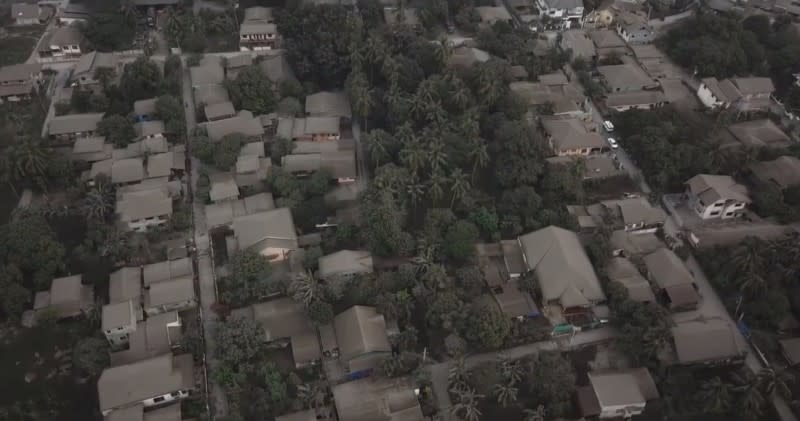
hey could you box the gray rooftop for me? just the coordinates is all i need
[144,276,195,308]
[0,63,41,83]
[142,257,192,286]
[133,98,158,116]
[305,91,352,119]
[209,172,240,202]
[748,156,800,190]
[686,174,750,205]
[97,354,194,413]
[232,207,298,252]
[109,267,142,304]
[332,377,423,421]
[190,63,225,86]
[205,111,265,142]
[116,187,172,222]
[597,64,656,92]
[48,113,103,135]
[318,250,374,279]
[333,305,391,363]
[672,319,746,364]
[204,101,236,121]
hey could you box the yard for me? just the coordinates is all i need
[0,25,45,66]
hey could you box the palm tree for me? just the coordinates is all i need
[523,405,547,421]
[434,37,453,67]
[428,171,447,204]
[405,176,425,209]
[493,382,518,407]
[8,139,49,183]
[451,387,483,421]
[399,142,427,174]
[738,271,768,297]
[427,138,448,172]
[296,381,326,410]
[497,354,523,385]
[83,188,114,222]
[757,367,794,400]
[699,376,734,414]
[448,357,469,390]
[348,70,374,131]
[449,169,471,208]
[289,271,320,307]
[364,130,390,167]
[740,382,765,420]
[730,238,766,276]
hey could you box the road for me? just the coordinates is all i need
[351,120,369,183]
[426,327,617,420]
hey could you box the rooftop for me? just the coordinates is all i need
[97,354,194,413]
[232,207,298,252]
[144,276,195,308]
[671,319,746,364]
[597,64,656,92]
[305,91,352,119]
[686,174,751,204]
[205,110,265,142]
[0,63,41,83]
[332,377,423,421]
[318,250,374,279]
[333,305,391,362]
[209,172,240,202]
[142,258,192,286]
[48,113,103,135]
[748,156,800,190]
[726,119,791,148]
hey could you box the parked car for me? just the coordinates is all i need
[607,138,619,149]
[603,120,614,132]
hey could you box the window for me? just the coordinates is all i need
[171,392,180,397]
[153,396,165,403]
[709,211,720,216]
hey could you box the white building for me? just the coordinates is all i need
[536,0,584,27]
[102,300,138,347]
[579,368,659,418]
[685,174,750,220]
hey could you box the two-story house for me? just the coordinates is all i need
[541,118,606,157]
[696,77,775,111]
[0,63,41,101]
[332,305,392,373]
[239,7,279,51]
[143,275,196,316]
[578,368,659,418]
[685,174,751,220]
[38,24,83,58]
[102,300,139,347]
[536,0,584,28]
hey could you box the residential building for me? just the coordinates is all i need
[475,242,539,319]
[71,136,112,162]
[517,226,605,316]
[134,120,165,143]
[589,29,627,59]
[189,62,224,88]
[205,110,265,142]
[643,248,700,311]
[560,29,597,60]
[276,116,340,141]
[723,119,791,149]
[318,250,374,280]
[204,192,275,228]
[281,150,357,183]
[47,112,104,142]
[332,377,423,421]
[143,258,192,287]
[609,230,662,257]
[333,305,392,372]
[0,63,41,100]
[510,71,591,118]
[475,6,513,27]
[224,53,253,79]
[671,319,746,365]
[685,174,750,220]
[597,64,657,93]
[234,154,271,190]
[12,3,41,25]
[103,403,185,421]
[305,91,352,121]
[383,7,420,27]
[230,207,298,261]
[116,186,173,232]
[133,98,158,121]
[110,312,183,366]
[204,101,236,122]
[45,25,84,57]
[102,300,139,347]
[259,52,297,89]
[231,298,322,367]
[209,172,240,203]
[109,267,143,304]
[605,90,668,111]
[239,7,279,51]
[97,353,194,415]
[696,77,775,110]
[56,4,90,24]
[448,46,490,68]
[615,13,654,44]
[541,118,606,156]
[143,276,196,316]
[568,197,665,233]
[32,274,94,321]
[193,84,229,109]
[748,156,800,190]
[536,0,584,27]
[577,368,659,418]
[606,257,655,303]
[72,52,119,91]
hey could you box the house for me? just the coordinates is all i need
[133,98,158,121]
[723,119,791,149]
[72,52,119,91]
[577,368,659,418]
[193,84,229,109]
[234,155,271,190]
[475,6,513,27]
[333,305,392,372]
[48,112,104,142]
[616,14,654,44]
[102,299,139,347]
[305,91,352,121]
[102,403,185,421]
[231,298,322,367]
[281,150,357,183]
[110,311,183,366]
[605,90,668,112]
[56,3,90,24]
[685,174,750,220]
[536,0,584,27]
[643,248,700,311]
[448,46,490,68]
[116,186,173,232]
[205,110,265,142]
[332,377,423,421]
[108,158,146,185]
[748,156,800,190]
[230,207,298,261]
[276,116,341,141]
[71,137,112,162]
[589,30,627,59]
[239,7,279,51]
[696,77,775,110]
[204,192,275,228]
[109,267,143,304]
[12,3,40,25]
[609,230,661,257]
[517,226,605,315]
[560,29,597,60]
[568,198,665,233]
[143,258,192,286]
[32,275,94,321]
[671,319,746,365]
[134,120,165,142]
[209,172,240,203]
[383,7,420,27]
[97,353,194,415]
[606,257,655,303]
[597,64,657,93]
[325,180,366,208]
[39,24,83,58]
[779,338,800,366]
[318,250,374,280]
[0,63,41,100]
[475,241,539,319]
[146,151,183,179]
[204,101,236,122]
[190,63,224,88]
[224,54,253,79]
[144,276,196,316]
[540,118,606,156]
[510,73,590,118]
[275,409,320,421]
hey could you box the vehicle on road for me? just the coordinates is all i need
[607,138,619,149]
[603,120,614,132]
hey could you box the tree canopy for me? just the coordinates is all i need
[226,65,277,115]
[97,115,136,148]
[120,57,164,103]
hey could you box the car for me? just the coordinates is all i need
[607,138,619,149]
[623,192,640,199]
[603,120,614,132]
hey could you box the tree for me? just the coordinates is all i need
[444,220,479,263]
[221,249,278,306]
[82,12,136,52]
[493,382,518,407]
[523,405,547,421]
[120,57,163,102]
[72,337,110,378]
[699,376,733,414]
[289,271,322,307]
[305,299,334,326]
[451,387,483,421]
[756,367,793,400]
[156,95,185,139]
[82,183,115,222]
[0,212,66,290]
[226,65,277,114]
[215,315,266,367]
[0,275,29,319]
[7,139,50,184]
[461,303,510,350]
[93,66,116,92]
[360,187,412,257]
[213,133,246,170]
[525,351,575,417]
[98,115,136,147]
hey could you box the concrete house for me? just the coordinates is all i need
[643,248,700,311]
[517,226,605,317]
[134,120,166,143]
[110,311,183,366]
[560,29,597,60]
[71,137,112,162]
[578,368,659,419]
[205,110,265,143]
[671,319,747,366]
[615,12,654,44]
[281,150,357,183]
[697,77,775,110]
[12,3,41,25]
[143,275,196,316]
[97,353,194,415]
[72,52,119,91]
[685,174,750,220]
[0,63,41,101]
[276,116,341,142]
[333,305,392,373]
[102,403,185,421]
[598,64,658,93]
[475,242,539,320]
[541,118,606,156]
[723,119,791,149]
[537,0,584,27]
[332,377,423,421]
[116,186,173,232]
[606,257,655,303]
[231,207,298,261]
[231,298,322,368]
[38,24,83,58]
[102,300,139,347]
[204,101,236,122]
[209,172,240,203]
[48,112,104,142]
[239,7,279,51]
[305,91,352,121]
[31,274,94,321]
[318,250,374,280]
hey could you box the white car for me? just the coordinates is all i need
[603,120,615,132]
[607,138,619,149]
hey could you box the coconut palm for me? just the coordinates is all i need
[757,367,794,400]
[399,142,427,174]
[289,271,321,307]
[82,188,114,222]
[427,139,448,172]
[428,171,447,204]
[434,36,453,67]
[738,271,768,297]
[8,139,49,183]
[296,381,326,410]
[405,176,425,209]
[523,404,547,421]
[730,237,766,277]
[449,168,471,208]
[448,357,469,390]
[451,387,483,421]
[364,130,391,167]
[699,376,734,414]
[493,381,518,407]
[497,354,523,385]
[740,382,765,420]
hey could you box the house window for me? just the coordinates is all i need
[709,211,720,216]
[153,396,165,403]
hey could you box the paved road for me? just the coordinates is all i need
[426,327,617,420]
